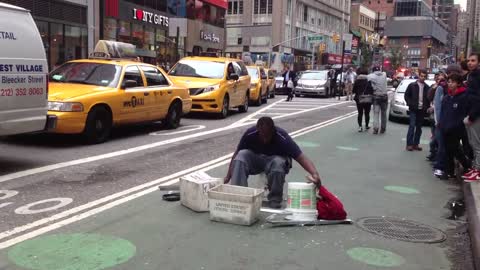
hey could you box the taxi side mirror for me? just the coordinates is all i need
[229,73,239,81]
[122,80,138,89]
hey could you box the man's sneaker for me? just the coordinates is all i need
[426,154,435,161]
[413,145,423,151]
[434,169,444,177]
[267,201,283,209]
[373,128,379,135]
[380,129,386,134]
[462,169,478,179]
[406,146,414,151]
[358,127,363,132]
[464,173,480,183]
[365,126,371,130]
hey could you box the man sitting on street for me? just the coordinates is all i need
[224,117,322,209]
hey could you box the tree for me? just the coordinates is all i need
[360,43,373,69]
[389,48,403,70]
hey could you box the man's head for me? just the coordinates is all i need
[418,69,427,83]
[437,71,446,82]
[446,64,462,76]
[468,53,480,71]
[372,66,381,72]
[256,117,276,144]
[447,73,463,91]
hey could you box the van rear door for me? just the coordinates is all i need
[0,3,48,136]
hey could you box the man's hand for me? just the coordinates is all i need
[427,107,434,114]
[464,116,473,126]
[306,174,321,187]
[224,175,231,184]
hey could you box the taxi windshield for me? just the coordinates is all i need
[49,62,122,87]
[247,67,259,80]
[169,60,225,79]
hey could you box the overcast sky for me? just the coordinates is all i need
[455,0,467,10]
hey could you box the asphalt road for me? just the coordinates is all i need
[0,93,472,270]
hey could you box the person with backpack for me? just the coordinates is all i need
[438,73,471,179]
[352,68,374,132]
[367,67,388,134]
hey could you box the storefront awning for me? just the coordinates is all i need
[201,0,228,9]
[351,30,362,38]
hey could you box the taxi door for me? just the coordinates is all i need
[235,61,251,104]
[119,65,152,123]
[139,65,170,120]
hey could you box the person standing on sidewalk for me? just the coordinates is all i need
[432,72,449,179]
[404,70,430,151]
[368,67,388,134]
[224,117,322,209]
[344,67,356,101]
[462,53,480,182]
[352,68,374,132]
[439,74,471,179]
[282,65,296,102]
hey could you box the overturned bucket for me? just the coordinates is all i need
[286,182,317,221]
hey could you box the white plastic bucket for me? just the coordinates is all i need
[286,182,317,220]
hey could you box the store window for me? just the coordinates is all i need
[104,18,117,40]
[144,26,155,51]
[118,21,132,43]
[50,23,64,68]
[132,23,144,49]
[36,21,49,59]
[65,25,86,61]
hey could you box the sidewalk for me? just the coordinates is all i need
[0,117,471,270]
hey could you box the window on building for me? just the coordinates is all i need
[228,0,243,14]
[254,0,259,14]
[318,18,322,25]
[287,0,292,15]
[304,5,308,22]
[239,1,243,14]
[267,0,272,13]
[260,0,267,14]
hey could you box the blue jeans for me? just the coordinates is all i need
[407,110,425,146]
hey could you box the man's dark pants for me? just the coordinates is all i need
[407,109,425,146]
[230,149,290,203]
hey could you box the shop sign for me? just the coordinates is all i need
[327,54,352,64]
[200,31,220,43]
[351,37,359,54]
[132,8,169,27]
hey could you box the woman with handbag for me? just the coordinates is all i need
[353,68,374,132]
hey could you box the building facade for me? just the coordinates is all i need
[384,0,448,70]
[350,4,377,44]
[2,0,93,69]
[351,0,395,18]
[225,0,350,72]
[456,9,468,60]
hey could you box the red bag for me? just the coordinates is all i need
[316,186,347,220]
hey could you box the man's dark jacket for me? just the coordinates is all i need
[404,81,431,112]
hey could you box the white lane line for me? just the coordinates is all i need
[0,154,233,243]
[267,108,305,111]
[0,111,357,249]
[272,104,330,107]
[149,125,206,136]
[257,113,285,115]
[0,100,349,184]
[229,99,284,127]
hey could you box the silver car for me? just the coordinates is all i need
[389,79,435,120]
[294,70,329,97]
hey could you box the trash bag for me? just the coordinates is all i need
[316,186,347,220]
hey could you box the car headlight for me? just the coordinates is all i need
[250,83,258,88]
[48,102,84,112]
[394,100,406,106]
[202,84,220,93]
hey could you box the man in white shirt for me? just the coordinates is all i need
[404,70,431,151]
[344,67,356,101]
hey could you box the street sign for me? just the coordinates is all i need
[343,33,353,53]
[308,35,323,42]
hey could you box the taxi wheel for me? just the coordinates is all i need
[262,92,268,104]
[164,101,182,129]
[83,106,112,144]
[254,93,262,106]
[219,95,229,119]
[238,92,249,113]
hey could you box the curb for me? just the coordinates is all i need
[464,182,480,270]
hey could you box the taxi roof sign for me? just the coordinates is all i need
[90,40,137,60]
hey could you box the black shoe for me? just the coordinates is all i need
[267,201,282,209]
[426,155,435,161]
[365,126,371,130]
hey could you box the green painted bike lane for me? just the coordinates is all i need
[1,118,460,270]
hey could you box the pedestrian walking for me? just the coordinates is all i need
[462,53,480,182]
[344,67,356,101]
[404,69,430,151]
[368,66,388,134]
[352,68,374,132]
[282,65,296,102]
[224,117,322,209]
[439,73,471,179]
[328,69,337,98]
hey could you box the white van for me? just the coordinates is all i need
[0,3,50,136]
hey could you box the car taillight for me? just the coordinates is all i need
[46,74,49,98]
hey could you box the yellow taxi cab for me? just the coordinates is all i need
[168,56,250,118]
[265,68,276,98]
[246,65,268,106]
[47,41,192,144]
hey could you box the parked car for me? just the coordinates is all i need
[47,41,192,144]
[246,66,268,105]
[169,56,251,118]
[265,68,276,98]
[0,3,51,136]
[294,70,330,97]
[389,79,435,121]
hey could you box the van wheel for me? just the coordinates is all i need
[83,106,112,144]
[164,101,182,129]
[238,92,249,113]
[219,95,229,118]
